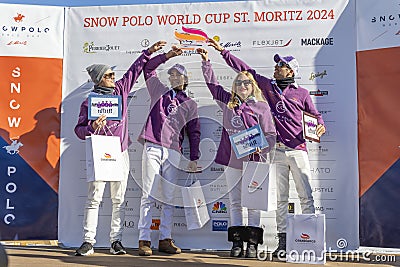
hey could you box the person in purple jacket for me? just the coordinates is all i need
[74,40,165,257]
[197,47,276,258]
[207,38,326,257]
[137,45,201,256]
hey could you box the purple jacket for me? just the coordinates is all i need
[74,50,151,152]
[220,50,324,151]
[138,53,201,161]
[202,60,276,169]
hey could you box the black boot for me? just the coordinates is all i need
[244,226,263,258]
[228,226,245,257]
[272,233,286,257]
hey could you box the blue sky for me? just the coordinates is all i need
[0,0,244,6]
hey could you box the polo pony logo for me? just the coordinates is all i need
[13,13,25,23]
[2,139,24,155]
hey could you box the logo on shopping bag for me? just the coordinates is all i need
[295,233,316,243]
[248,180,263,191]
[101,152,117,161]
[196,198,205,208]
[300,233,310,239]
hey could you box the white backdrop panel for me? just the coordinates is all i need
[59,0,359,250]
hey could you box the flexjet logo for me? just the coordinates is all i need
[301,37,334,46]
[252,39,292,48]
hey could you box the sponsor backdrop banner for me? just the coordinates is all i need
[0,4,64,240]
[356,0,400,248]
[59,0,359,250]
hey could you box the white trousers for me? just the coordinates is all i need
[82,149,129,244]
[224,166,260,227]
[274,144,315,233]
[138,142,182,241]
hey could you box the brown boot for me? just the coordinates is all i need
[138,240,152,256]
[158,239,181,254]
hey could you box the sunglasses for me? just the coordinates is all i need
[103,72,115,79]
[277,61,291,69]
[235,80,252,86]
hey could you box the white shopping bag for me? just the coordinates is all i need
[149,174,178,204]
[181,180,210,230]
[286,214,326,264]
[241,161,277,211]
[85,134,124,182]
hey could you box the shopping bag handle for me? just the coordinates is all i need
[93,124,113,136]
[184,173,197,187]
[248,148,270,164]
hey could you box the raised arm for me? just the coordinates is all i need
[207,38,271,95]
[114,40,166,94]
[144,45,182,80]
[197,47,231,104]
[144,45,183,96]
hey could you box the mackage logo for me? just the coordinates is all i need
[301,37,334,46]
